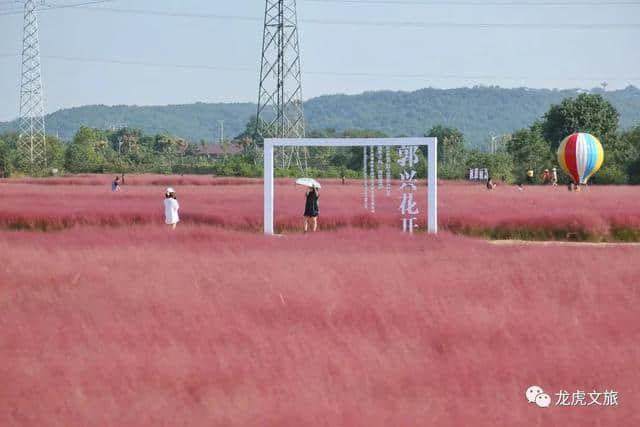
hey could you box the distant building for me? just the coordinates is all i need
[184,143,243,160]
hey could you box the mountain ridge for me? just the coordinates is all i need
[2,85,638,148]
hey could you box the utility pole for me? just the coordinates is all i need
[218,120,224,143]
[17,0,47,173]
[256,0,306,171]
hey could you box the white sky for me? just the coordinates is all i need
[0,0,638,121]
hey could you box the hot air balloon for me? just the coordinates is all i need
[557,132,604,185]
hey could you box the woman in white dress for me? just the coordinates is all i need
[164,187,180,230]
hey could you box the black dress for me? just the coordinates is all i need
[304,190,319,217]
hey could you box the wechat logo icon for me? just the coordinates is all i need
[526,385,551,408]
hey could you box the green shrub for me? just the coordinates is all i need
[595,164,627,184]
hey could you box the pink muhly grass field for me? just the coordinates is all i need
[6,174,260,187]
[0,226,639,426]
[1,175,639,239]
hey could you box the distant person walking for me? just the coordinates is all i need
[526,168,534,185]
[551,167,558,186]
[542,169,551,185]
[164,187,180,230]
[303,186,319,232]
[111,176,121,192]
[486,177,496,191]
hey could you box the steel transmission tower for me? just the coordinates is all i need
[256,0,306,170]
[17,0,47,171]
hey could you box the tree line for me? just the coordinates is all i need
[1,93,639,184]
[1,86,639,149]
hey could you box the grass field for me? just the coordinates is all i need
[1,174,639,240]
[1,175,639,426]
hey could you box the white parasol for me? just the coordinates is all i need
[295,177,322,189]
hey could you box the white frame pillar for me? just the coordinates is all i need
[264,138,438,235]
[264,142,275,235]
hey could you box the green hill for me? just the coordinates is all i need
[2,86,639,148]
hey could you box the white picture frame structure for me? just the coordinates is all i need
[263,138,438,235]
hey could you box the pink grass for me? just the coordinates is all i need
[1,176,639,238]
[4,174,260,186]
[0,226,639,425]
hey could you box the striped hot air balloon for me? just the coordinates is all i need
[557,132,604,185]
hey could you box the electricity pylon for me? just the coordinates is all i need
[17,0,47,172]
[256,0,306,170]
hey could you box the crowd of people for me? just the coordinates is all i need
[485,166,588,192]
[524,167,558,186]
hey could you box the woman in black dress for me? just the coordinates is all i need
[303,186,319,232]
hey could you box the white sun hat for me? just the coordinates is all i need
[165,187,175,194]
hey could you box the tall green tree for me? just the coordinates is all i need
[45,135,65,172]
[465,151,515,182]
[235,115,261,143]
[542,93,619,150]
[0,138,8,177]
[0,132,64,176]
[620,125,640,183]
[234,116,263,165]
[506,123,555,182]
[426,125,466,179]
[64,142,105,173]
[73,126,108,145]
[64,127,109,173]
[108,128,142,154]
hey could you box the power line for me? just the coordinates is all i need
[0,0,113,15]
[49,7,260,20]
[1,52,637,82]
[0,8,23,14]
[4,0,635,8]
[301,18,640,28]
[41,0,116,10]
[0,5,257,18]
[2,5,637,30]
[48,54,257,72]
[304,70,640,81]
[304,0,640,5]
